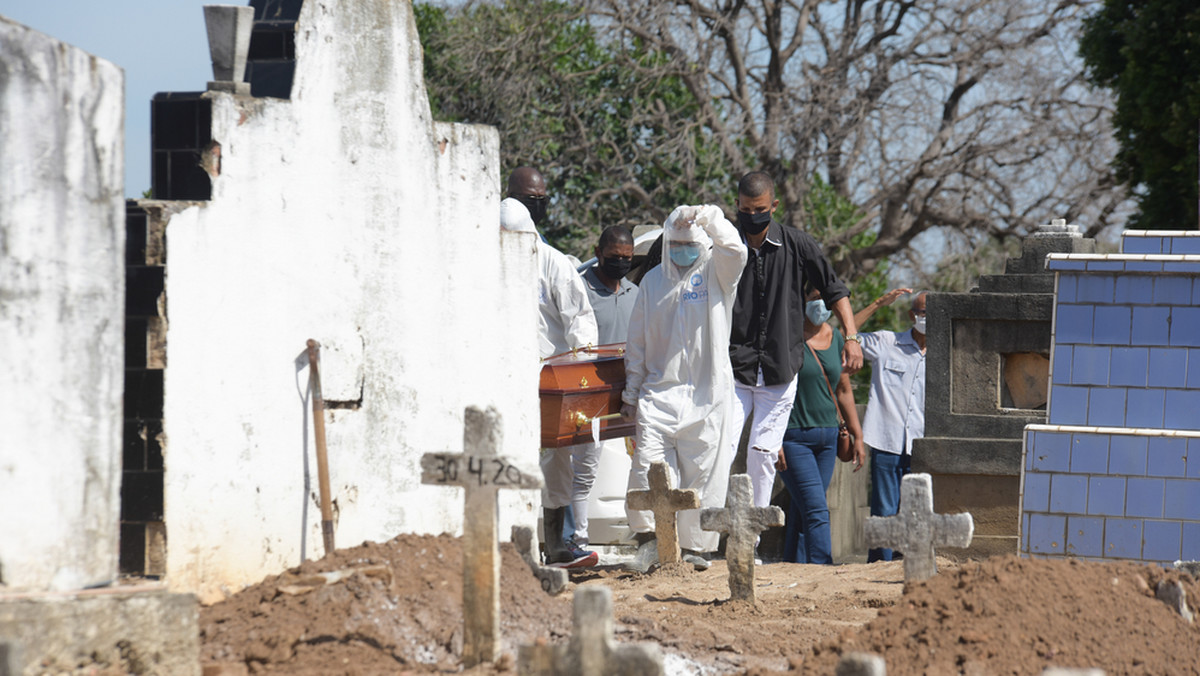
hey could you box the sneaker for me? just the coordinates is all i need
[546,537,598,569]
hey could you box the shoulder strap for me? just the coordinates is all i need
[806,342,845,426]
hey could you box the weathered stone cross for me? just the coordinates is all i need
[625,461,700,565]
[518,586,664,675]
[863,473,973,582]
[511,525,568,596]
[700,473,783,602]
[420,406,541,667]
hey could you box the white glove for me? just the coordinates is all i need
[664,205,699,232]
[693,204,726,233]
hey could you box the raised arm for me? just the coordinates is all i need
[853,288,913,330]
[695,204,747,295]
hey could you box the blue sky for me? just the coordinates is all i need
[2,1,213,197]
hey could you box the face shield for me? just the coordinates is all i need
[662,205,713,283]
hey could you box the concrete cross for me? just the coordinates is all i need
[700,474,784,602]
[420,406,541,668]
[511,525,568,596]
[863,473,973,582]
[625,461,700,565]
[518,586,664,676]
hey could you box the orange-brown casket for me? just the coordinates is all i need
[539,344,636,448]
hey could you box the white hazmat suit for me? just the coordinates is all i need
[622,205,747,552]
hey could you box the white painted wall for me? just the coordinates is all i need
[0,17,125,591]
[160,0,540,601]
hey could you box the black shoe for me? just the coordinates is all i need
[633,531,655,546]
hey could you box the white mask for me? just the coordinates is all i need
[913,315,927,335]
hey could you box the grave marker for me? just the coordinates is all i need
[511,525,568,596]
[518,586,663,675]
[700,474,784,602]
[625,461,700,565]
[863,473,973,582]
[420,406,541,667]
[836,652,886,676]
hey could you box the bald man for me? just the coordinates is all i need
[500,167,600,568]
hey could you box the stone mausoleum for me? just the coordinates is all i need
[913,220,1095,557]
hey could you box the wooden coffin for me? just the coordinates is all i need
[539,344,636,448]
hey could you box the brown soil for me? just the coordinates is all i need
[200,533,1200,675]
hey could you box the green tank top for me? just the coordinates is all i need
[787,330,844,429]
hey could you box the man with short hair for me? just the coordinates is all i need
[583,226,638,344]
[853,288,927,563]
[500,167,599,568]
[729,171,864,513]
[566,225,639,550]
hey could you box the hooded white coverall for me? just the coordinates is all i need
[500,197,598,512]
[622,205,747,552]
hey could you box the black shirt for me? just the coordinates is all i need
[730,220,850,387]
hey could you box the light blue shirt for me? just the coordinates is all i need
[860,328,926,455]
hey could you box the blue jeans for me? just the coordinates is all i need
[779,427,837,564]
[868,447,911,562]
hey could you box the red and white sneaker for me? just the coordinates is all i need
[546,537,599,569]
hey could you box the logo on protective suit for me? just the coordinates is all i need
[681,273,708,304]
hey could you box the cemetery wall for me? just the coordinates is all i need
[0,17,125,591]
[158,0,540,601]
[1021,231,1200,564]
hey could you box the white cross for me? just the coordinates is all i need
[863,473,973,582]
[420,406,540,667]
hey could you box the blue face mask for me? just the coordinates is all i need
[669,243,702,267]
[805,299,831,325]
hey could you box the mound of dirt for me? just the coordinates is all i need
[200,533,571,674]
[782,556,1200,675]
[199,533,1200,675]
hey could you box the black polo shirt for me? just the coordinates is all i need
[730,220,850,387]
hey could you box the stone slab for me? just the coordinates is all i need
[911,438,1023,476]
[929,475,1019,538]
[0,586,198,675]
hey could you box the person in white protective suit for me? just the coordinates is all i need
[619,204,748,558]
[500,188,600,568]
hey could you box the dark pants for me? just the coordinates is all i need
[779,426,837,564]
[868,446,910,562]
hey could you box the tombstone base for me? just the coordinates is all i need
[207,81,251,95]
[0,585,199,675]
[914,440,1021,560]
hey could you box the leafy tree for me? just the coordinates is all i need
[584,0,1128,279]
[415,0,731,256]
[1080,0,1200,230]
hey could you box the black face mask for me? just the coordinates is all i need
[516,195,548,225]
[598,255,632,280]
[737,210,772,235]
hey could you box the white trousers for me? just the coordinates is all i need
[733,372,798,508]
[540,442,602,542]
[625,417,731,553]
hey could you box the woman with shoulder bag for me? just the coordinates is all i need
[775,286,866,564]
